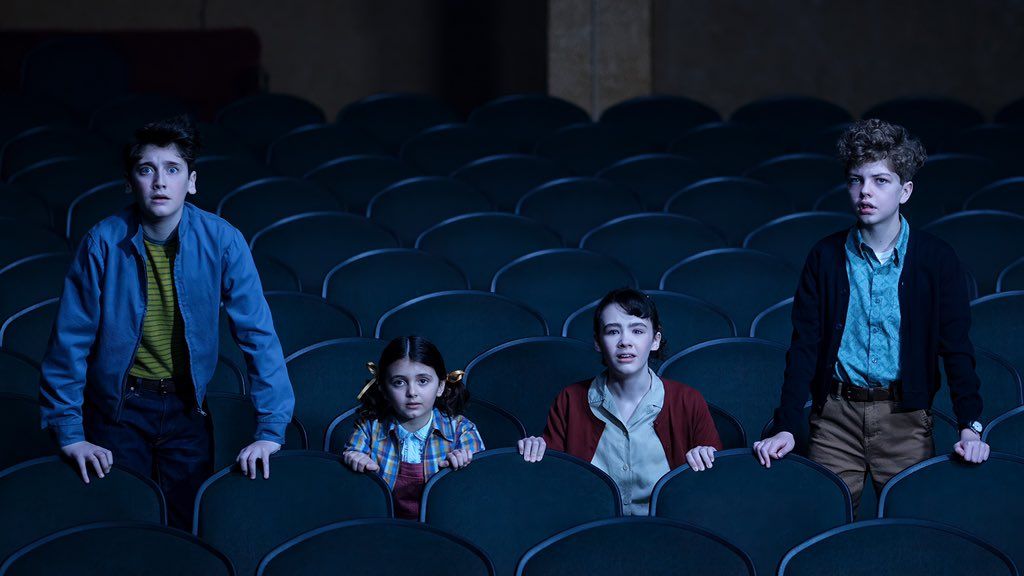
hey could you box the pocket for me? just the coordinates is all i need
[818,395,840,420]
[808,397,832,437]
[918,409,933,437]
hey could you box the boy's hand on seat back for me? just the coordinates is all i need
[752,432,795,468]
[62,441,113,484]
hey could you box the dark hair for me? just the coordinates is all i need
[837,118,927,184]
[592,287,668,361]
[123,115,201,174]
[358,335,469,420]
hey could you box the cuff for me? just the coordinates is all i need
[53,424,86,447]
[254,421,288,445]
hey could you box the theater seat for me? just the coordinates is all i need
[422,448,620,576]
[257,518,493,576]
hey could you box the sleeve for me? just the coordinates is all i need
[456,416,485,454]
[688,392,723,451]
[221,227,295,443]
[772,247,822,436]
[344,417,374,454]
[541,388,570,451]
[937,250,983,427]
[39,234,104,447]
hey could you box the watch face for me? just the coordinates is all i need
[971,421,984,434]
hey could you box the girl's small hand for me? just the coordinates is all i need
[439,448,473,470]
[343,450,380,473]
[517,436,546,462]
[685,445,716,472]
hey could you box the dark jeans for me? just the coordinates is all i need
[84,385,213,530]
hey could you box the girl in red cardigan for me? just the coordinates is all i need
[542,288,722,515]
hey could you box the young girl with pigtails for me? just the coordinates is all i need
[342,335,544,519]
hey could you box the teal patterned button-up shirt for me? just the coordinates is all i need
[833,217,910,389]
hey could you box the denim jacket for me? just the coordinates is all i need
[39,203,295,446]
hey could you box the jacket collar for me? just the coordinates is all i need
[128,202,194,254]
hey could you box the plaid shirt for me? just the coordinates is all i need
[345,408,485,489]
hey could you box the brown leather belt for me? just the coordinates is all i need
[832,380,899,402]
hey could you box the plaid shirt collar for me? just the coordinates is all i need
[385,408,456,443]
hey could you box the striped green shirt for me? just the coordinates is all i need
[129,234,189,380]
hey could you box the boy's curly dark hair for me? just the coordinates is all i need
[837,118,927,184]
[123,114,201,174]
[358,335,469,421]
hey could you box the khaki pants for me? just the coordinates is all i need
[807,395,934,513]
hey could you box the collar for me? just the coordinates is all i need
[387,408,455,443]
[131,203,193,253]
[395,411,433,444]
[848,215,910,266]
[588,369,665,410]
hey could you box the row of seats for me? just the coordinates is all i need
[2,197,1024,305]
[5,89,1024,159]
[3,92,1023,234]
[1,266,1020,380]
[5,327,1024,470]
[0,239,1021,369]
[8,156,1024,253]
[4,101,1022,183]
[0,517,1013,575]
[3,154,1023,296]
[1,450,1020,575]
[3,126,1022,231]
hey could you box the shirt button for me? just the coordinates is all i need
[622,465,629,471]
[871,358,878,364]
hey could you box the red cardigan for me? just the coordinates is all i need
[543,378,723,469]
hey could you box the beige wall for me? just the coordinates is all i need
[548,0,652,118]
[652,0,1024,118]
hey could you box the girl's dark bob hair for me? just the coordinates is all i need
[358,335,469,420]
[592,287,668,361]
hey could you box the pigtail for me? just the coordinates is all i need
[439,369,470,416]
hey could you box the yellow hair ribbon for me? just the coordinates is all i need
[356,362,378,401]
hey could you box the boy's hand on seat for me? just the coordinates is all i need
[237,440,281,479]
[954,430,991,464]
[61,441,113,484]
[752,431,795,468]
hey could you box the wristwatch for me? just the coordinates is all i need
[962,420,984,436]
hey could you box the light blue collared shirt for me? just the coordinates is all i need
[395,413,434,463]
[834,216,910,389]
[588,369,670,516]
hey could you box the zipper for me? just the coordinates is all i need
[172,232,206,416]
[116,242,148,421]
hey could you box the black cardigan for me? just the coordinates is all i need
[771,228,983,435]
